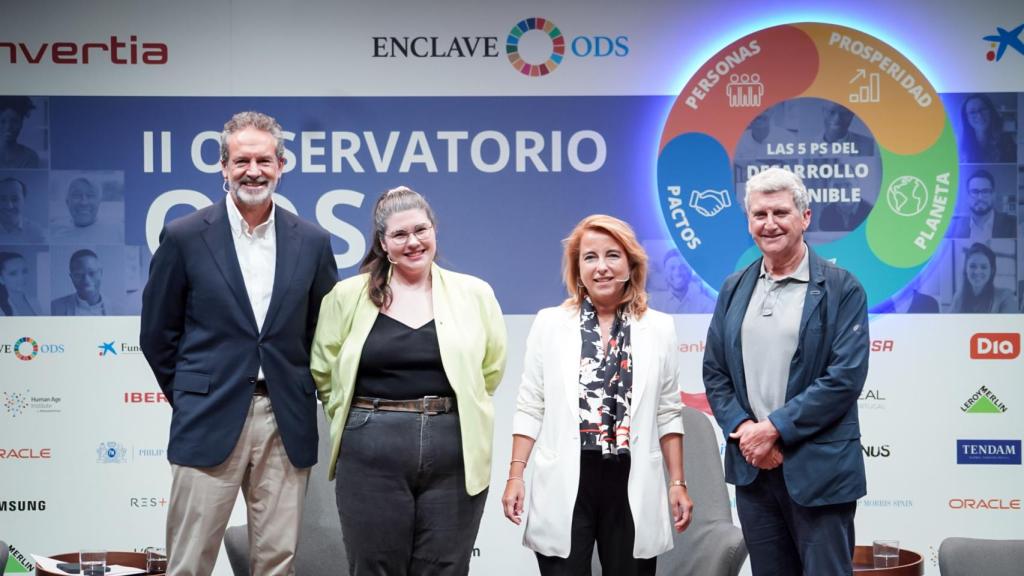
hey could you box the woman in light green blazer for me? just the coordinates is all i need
[311,186,506,575]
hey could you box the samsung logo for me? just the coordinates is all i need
[0,499,47,511]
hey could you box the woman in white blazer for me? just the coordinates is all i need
[502,214,693,575]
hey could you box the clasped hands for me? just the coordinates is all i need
[729,419,783,469]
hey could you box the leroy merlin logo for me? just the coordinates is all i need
[961,385,1008,414]
[4,542,34,573]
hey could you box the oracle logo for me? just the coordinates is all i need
[1,35,167,65]
[970,333,1020,359]
[0,447,52,459]
[947,498,1021,510]
[124,392,169,404]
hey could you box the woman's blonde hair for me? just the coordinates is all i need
[562,214,649,318]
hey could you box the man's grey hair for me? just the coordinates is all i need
[744,167,809,213]
[219,111,285,164]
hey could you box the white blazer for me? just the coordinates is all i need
[512,305,684,559]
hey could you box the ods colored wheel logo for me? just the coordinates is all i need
[14,336,39,361]
[507,17,565,76]
[657,23,957,307]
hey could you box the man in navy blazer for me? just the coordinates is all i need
[704,167,869,575]
[140,111,337,575]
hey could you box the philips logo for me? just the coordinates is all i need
[970,333,1020,359]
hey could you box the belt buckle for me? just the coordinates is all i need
[422,395,441,415]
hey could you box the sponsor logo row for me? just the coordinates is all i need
[5,333,1020,361]
[3,390,166,417]
[3,17,628,78]
[678,333,1020,359]
[0,442,165,461]
[1,338,144,361]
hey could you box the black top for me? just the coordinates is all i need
[354,314,455,400]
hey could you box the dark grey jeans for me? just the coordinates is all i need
[334,406,487,576]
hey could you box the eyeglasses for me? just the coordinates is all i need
[386,224,433,245]
[968,187,993,197]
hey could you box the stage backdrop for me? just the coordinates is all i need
[2,1,1023,574]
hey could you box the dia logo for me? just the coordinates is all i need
[971,333,1020,359]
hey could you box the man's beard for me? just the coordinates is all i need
[230,177,277,206]
[971,202,992,217]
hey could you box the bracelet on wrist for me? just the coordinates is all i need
[669,479,687,488]
[510,458,528,467]
[507,476,524,482]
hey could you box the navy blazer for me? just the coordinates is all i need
[140,199,337,468]
[703,248,869,506]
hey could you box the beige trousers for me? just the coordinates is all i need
[165,395,310,576]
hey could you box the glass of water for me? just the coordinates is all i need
[79,549,106,576]
[873,539,900,568]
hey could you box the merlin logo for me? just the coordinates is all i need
[0,35,168,65]
[971,333,1020,359]
[4,542,35,572]
[957,440,1021,465]
[961,386,1008,413]
[97,441,128,463]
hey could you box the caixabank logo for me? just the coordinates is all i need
[1,336,64,361]
[370,17,628,77]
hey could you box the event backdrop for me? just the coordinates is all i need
[2,1,1023,574]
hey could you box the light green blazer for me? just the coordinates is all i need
[310,263,507,495]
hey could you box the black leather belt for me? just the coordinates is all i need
[253,380,268,396]
[352,396,455,415]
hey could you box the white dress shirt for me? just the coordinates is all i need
[225,194,276,380]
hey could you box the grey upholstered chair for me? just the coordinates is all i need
[593,406,748,575]
[939,537,1024,576]
[223,409,347,575]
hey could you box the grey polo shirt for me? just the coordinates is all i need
[741,245,810,422]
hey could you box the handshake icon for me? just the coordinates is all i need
[689,189,732,217]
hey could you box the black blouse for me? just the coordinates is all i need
[354,313,454,400]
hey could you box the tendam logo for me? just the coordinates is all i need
[0,35,167,65]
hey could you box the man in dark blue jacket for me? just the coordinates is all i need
[704,167,869,575]
[141,111,337,575]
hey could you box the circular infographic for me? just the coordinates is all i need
[656,22,957,307]
[506,17,565,76]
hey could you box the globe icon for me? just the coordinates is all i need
[885,175,929,217]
